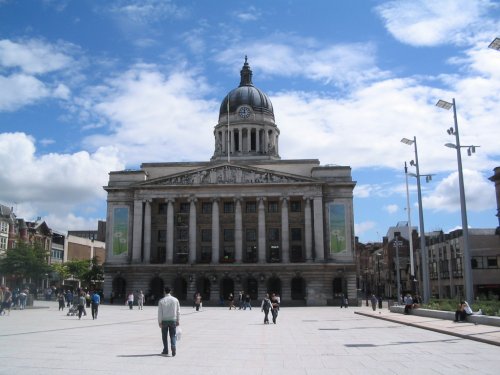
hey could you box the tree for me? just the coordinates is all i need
[0,241,52,286]
[63,257,104,289]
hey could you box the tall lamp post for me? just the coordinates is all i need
[401,137,430,303]
[436,98,478,303]
[394,232,403,304]
[404,162,416,293]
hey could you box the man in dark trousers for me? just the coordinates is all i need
[91,291,100,320]
[158,287,180,356]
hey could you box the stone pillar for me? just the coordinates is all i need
[211,198,220,264]
[304,197,313,262]
[166,198,174,264]
[313,196,325,261]
[257,197,266,263]
[235,198,243,262]
[281,196,289,263]
[247,127,251,152]
[132,199,143,263]
[189,196,197,264]
[256,129,260,153]
[238,128,243,153]
[143,199,152,264]
[264,128,269,153]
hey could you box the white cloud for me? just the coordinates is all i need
[0,132,124,230]
[0,39,74,74]
[81,64,218,166]
[375,0,497,47]
[423,169,495,213]
[106,0,187,24]
[355,221,377,236]
[216,40,389,88]
[384,204,399,214]
[0,74,50,111]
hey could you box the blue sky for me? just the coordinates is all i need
[0,0,499,243]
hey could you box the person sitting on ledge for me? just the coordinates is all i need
[463,301,483,316]
[454,301,466,322]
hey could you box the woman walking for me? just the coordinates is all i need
[261,293,272,324]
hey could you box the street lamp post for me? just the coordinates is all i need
[377,251,382,308]
[394,232,403,304]
[436,98,476,303]
[404,161,416,293]
[401,137,430,303]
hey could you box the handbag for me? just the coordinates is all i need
[176,326,182,341]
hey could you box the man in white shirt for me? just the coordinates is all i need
[158,286,180,356]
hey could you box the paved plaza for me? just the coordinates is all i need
[1,301,499,375]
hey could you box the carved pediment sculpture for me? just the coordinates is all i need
[141,164,315,186]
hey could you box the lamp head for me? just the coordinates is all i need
[409,160,416,167]
[447,127,455,135]
[489,37,500,51]
[436,99,453,110]
[401,138,414,145]
[445,143,457,149]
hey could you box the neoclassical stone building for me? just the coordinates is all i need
[103,59,357,306]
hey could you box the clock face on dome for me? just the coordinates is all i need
[238,106,251,118]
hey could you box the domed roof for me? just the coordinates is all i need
[219,57,274,120]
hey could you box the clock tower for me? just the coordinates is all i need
[212,57,280,161]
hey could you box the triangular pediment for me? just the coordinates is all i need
[137,163,318,187]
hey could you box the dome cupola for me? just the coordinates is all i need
[212,57,280,161]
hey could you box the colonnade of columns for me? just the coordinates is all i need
[130,195,325,264]
[215,125,279,155]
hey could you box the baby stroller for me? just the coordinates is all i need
[67,304,79,316]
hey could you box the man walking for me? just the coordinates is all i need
[91,291,100,320]
[158,286,180,357]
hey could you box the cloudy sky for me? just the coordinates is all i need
[0,0,499,243]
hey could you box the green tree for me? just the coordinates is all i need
[64,257,104,289]
[51,263,71,286]
[0,241,52,285]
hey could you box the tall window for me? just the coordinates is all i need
[246,202,256,213]
[224,229,234,242]
[0,221,8,233]
[202,202,212,214]
[246,229,257,241]
[224,202,234,213]
[1,237,8,250]
[268,228,280,241]
[179,202,190,213]
[158,203,168,214]
[201,229,211,242]
[291,228,302,241]
[290,200,301,212]
[268,201,279,213]
[158,230,167,242]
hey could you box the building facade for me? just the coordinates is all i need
[103,59,357,306]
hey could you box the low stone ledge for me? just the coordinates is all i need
[389,305,500,327]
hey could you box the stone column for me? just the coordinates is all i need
[246,127,251,152]
[238,128,243,153]
[304,197,313,262]
[132,199,143,263]
[264,128,269,153]
[188,196,197,264]
[257,197,266,263]
[313,196,325,261]
[166,198,174,264]
[256,129,260,153]
[235,198,243,262]
[281,196,289,263]
[211,198,220,264]
[143,199,152,263]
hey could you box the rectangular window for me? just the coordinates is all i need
[158,203,168,215]
[224,202,234,213]
[268,201,279,213]
[290,200,301,212]
[179,202,190,213]
[246,202,256,213]
[0,222,8,233]
[201,229,211,242]
[201,246,211,262]
[202,202,212,214]
[158,230,167,242]
[0,237,7,250]
[223,246,234,261]
[471,257,483,269]
[246,229,257,241]
[268,228,280,242]
[224,229,234,242]
[177,228,188,241]
[291,228,302,241]
[487,257,498,268]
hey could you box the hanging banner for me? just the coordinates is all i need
[329,203,346,253]
[112,207,129,255]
